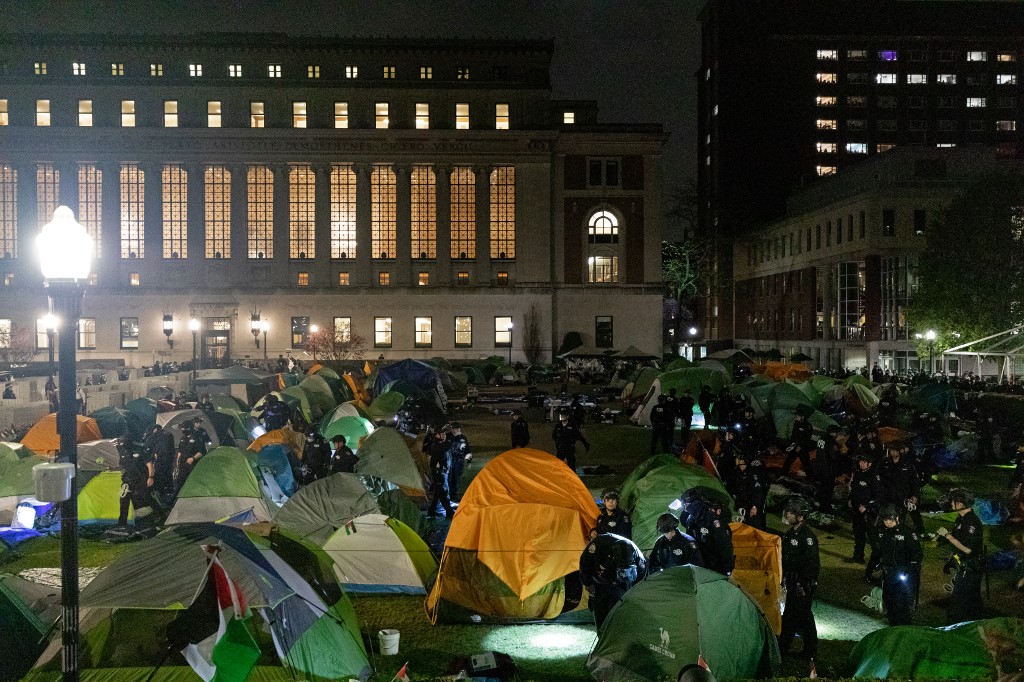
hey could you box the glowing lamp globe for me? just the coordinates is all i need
[36,206,93,281]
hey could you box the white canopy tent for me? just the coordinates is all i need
[941,325,1024,381]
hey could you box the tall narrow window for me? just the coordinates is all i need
[77,164,102,258]
[374,317,392,348]
[247,165,273,259]
[330,164,357,259]
[162,164,188,259]
[334,102,349,129]
[292,101,307,128]
[204,166,231,259]
[36,99,51,126]
[36,164,59,229]
[0,100,8,126]
[120,164,144,258]
[411,165,436,259]
[121,100,136,127]
[0,165,16,259]
[120,317,139,348]
[375,102,389,129]
[495,316,512,346]
[416,103,430,129]
[78,319,96,349]
[415,317,432,347]
[250,101,265,128]
[456,103,470,129]
[334,317,352,342]
[289,166,315,259]
[78,100,93,126]
[495,103,509,129]
[164,100,178,127]
[451,167,475,259]
[291,317,310,348]
[371,166,396,259]
[207,101,222,127]
[489,166,515,259]
[455,316,472,347]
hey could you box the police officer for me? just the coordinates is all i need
[2,382,15,400]
[878,446,924,534]
[116,436,153,527]
[447,422,471,501]
[847,452,880,566]
[143,424,176,504]
[738,404,759,452]
[191,416,213,452]
[815,425,842,513]
[328,434,359,474]
[648,513,703,572]
[867,503,922,625]
[682,490,735,575]
[579,532,647,628]
[936,488,985,623]
[678,389,696,436]
[198,393,215,414]
[173,421,205,493]
[717,427,743,488]
[779,498,819,660]
[729,452,768,530]
[782,407,815,476]
[301,431,332,484]
[697,385,714,427]
[552,409,589,472]
[649,395,674,455]
[593,489,632,540]
[427,426,455,518]
[259,394,290,431]
[511,409,530,448]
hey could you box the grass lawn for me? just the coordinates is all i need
[5,383,1024,681]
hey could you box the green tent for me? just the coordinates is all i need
[321,513,437,594]
[298,374,337,415]
[786,379,822,407]
[274,473,382,544]
[619,454,678,513]
[658,367,731,398]
[844,373,872,388]
[900,382,957,416]
[322,402,365,426]
[0,441,36,463]
[353,427,428,497]
[79,471,131,524]
[376,487,431,538]
[0,573,61,682]
[772,408,838,440]
[465,366,486,385]
[209,394,249,411]
[88,406,149,442]
[0,448,48,521]
[768,381,818,413]
[849,618,1022,679]
[367,390,406,420]
[588,565,779,681]
[320,415,375,452]
[124,398,158,430]
[663,357,696,371]
[165,447,276,524]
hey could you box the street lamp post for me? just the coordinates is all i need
[189,318,200,391]
[250,310,261,349]
[260,320,269,362]
[44,312,58,377]
[926,329,937,375]
[162,314,174,349]
[36,206,93,682]
[507,322,514,365]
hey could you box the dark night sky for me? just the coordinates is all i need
[2,0,702,237]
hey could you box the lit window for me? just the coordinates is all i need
[120,317,139,348]
[997,53,1016,62]
[78,319,96,349]
[847,49,867,60]
[331,164,357,259]
[372,166,396,259]
[588,210,619,244]
[457,271,469,285]
[37,164,59,230]
[162,164,188,259]
[307,64,320,78]
[375,102,389,129]
[0,320,8,348]
[713,105,718,115]
[420,66,432,79]
[164,100,178,127]
[250,101,264,128]
[291,317,310,348]
[0,166,16,258]
[967,51,987,62]
[120,163,145,258]
[247,165,273,259]
[289,166,316,259]
[816,119,837,130]
[121,100,136,127]
[588,255,619,283]
[338,272,350,286]
[111,62,124,76]
[457,66,470,79]
[379,271,390,285]
[496,271,509,286]
[418,272,429,286]
[815,96,836,106]
[414,317,432,347]
[36,318,50,349]
[150,63,163,77]
[877,144,896,153]
[875,73,897,84]
[87,273,97,285]
[967,97,987,108]
[495,316,512,346]
[189,63,202,77]
[416,102,430,129]
[816,166,837,176]
[383,65,395,79]
[936,74,957,85]
[229,64,242,77]
[816,142,836,153]
[204,165,231,259]
[455,103,469,129]
[451,167,475,259]
[34,62,47,75]
[816,72,837,83]
[345,65,358,79]
[489,167,515,259]
[997,74,1017,85]
[495,103,509,130]
[297,272,309,286]
[455,316,472,347]
[129,273,140,286]
[411,166,436,259]
[207,101,222,127]
[374,317,392,347]
[334,102,349,129]
[333,317,352,343]
[73,62,86,76]
[268,64,281,78]
[36,100,50,126]
[0,100,7,126]
[78,100,93,127]
[879,50,898,61]
[997,120,1017,132]
[564,111,575,123]
[906,74,927,84]
[816,49,838,60]
[846,143,868,154]
[293,101,307,128]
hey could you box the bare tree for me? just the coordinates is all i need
[0,324,38,368]
[522,302,544,365]
[306,328,368,361]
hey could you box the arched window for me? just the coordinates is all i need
[586,209,621,284]
[588,210,619,244]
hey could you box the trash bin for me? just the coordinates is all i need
[377,628,400,656]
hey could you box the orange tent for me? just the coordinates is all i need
[754,361,813,382]
[20,414,103,457]
[730,522,784,634]
[248,427,304,456]
[878,426,914,446]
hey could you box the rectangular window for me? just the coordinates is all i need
[877,143,896,153]
[588,255,619,283]
[247,165,273,259]
[457,271,469,285]
[383,65,395,79]
[374,317,392,347]
[0,100,7,126]
[882,208,895,236]
[456,103,470,129]
[878,119,897,131]
[596,316,614,348]
[0,165,16,259]
[297,272,309,286]
[878,95,897,108]
[907,49,928,61]
[936,74,957,85]
[816,119,837,130]
[906,74,928,84]
[36,318,50,350]
[816,166,837,176]
[120,163,145,258]
[414,317,432,347]
[847,49,867,60]
[151,63,163,76]
[938,97,955,108]
[411,165,437,259]
[816,72,837,83]
[451,167,475,259]
[330,164,356,259]
[207,101,222,127]
[36,164,59,229]
[204,165,231,259]
[489,166,515,259]
[292,101,307,128]
[455,316,472,347]
[78,164,102,258]
[495,316,512,347]
[291,317,309,348]
[848,119,867,131]
[289,165,316,259]
[250,101,265,128]
[78,319,96,350]
[110,62,124,76]
[164,100,178,127]
[998,52,1017,62]
[345,65,358,79]
[34,62,47,75]
[564,111,575,124]
[997,74,1017,85]
[938,119,957,131]
[418,272,429,286]
[846,143,868,154]
[334,102,349,128]
[495,103,509,129]
[496,271,509,286]
[875,73,897,84]
[229,64,242,78]
[375,102,389,129]
[73,62,86,76]
[588,158,620,187]
[420,66,432,79]
[162,164,188,259]
[847,73,869,84]
[78,99,93,126]
[36,99,50,126]
[415,102,430,129]
[121,100,136,127]
[968,120,984,132]
[120,317,139,349]
[338,272,350,286]
[307,64,320,79]
[333,317,351,343]
[372,166,396,259]
[816,96,837,107]
[378,272,391,286]
[189,63,202,77]
[914,209,926,235]
[268,64,281,78]
[816,49,838,60]
[967,51,987,62]
[967,97,987,108]
[997,120,1018,132]
[457,66,470,80]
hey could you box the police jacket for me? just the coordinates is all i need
[511,419,530,448]
[302,437,332,477]
[650,403,671,429]
[177,432,205,459]
[595,508,632,539]
[428,437,452,477]
[119,446,151,488]
[947,509,984,569]
[678,396,696,421]
[648,531,703,573]
[261,402,289,430]
[684,503,735,574]
[329,446,359,474]
[579,533,647,589]
[849,468,881,511]
[790,419,814,451]
[782,522,820,584]
[730,464,767,511]
[878,457,920,503]
[144,429,175,470]
[552,422,588,456]
[870,524,922,571]
[448,433,470,461]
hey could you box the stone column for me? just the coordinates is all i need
[272,164,291,286]
[186,163,205,264]
[230,164,249,277]
[435,164,452,284]
[99,162,120,266]
[142,162,162,263]
[355,164,373,286]
[474,165,491,281]
[58,161,77,209]
[314,163,332,286]
[394,164,411,286]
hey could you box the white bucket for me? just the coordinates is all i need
[378,628,400,656]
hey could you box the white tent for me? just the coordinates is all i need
[321,513,436,594]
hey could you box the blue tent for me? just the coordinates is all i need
[372,359,448,412]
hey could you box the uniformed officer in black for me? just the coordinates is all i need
[678,389,696,434]
[738,404,759,451]
[328,434,359,474]
[190,416,213,453]
[143,424,176,504]
[814,425,842,513]
[779,498,820,660]
[867,503,922,625]
[197,393,215,414]
[649,395,674,455]
[682,490,735,575]
[847,452,880,566]
[301,431,332,483]
[426,426,455,518]
[878,446,924,534]
[697,385,714,427]
[592,489,632,540]
[579,532,647,628]
[552,409,589,472]
[729,452,768,530]
[174,421,205,492]
[782,407,815,476]
[116,436,154,527]
[259,394,290,431]
[447,422,471,501]
[936,488,985,623]
[510,409,530,448]
[648,513,703,572]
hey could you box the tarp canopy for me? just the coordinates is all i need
[274,473,382,544]
[0,573,61,682]
[587,566,780,682]
[321,415,375,453]
[615,345,659,360]
[155,409,220,450]
[353,427,427,497]
[21,414,102,456]
[371,359,448,413]
[730,522,783,635]
[322,513,437,594]
[164,447,276,525]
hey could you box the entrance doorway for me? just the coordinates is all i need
[200,317,231,368]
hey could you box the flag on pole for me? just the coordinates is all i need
[697,653,711,672]
[391,662,410,682]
